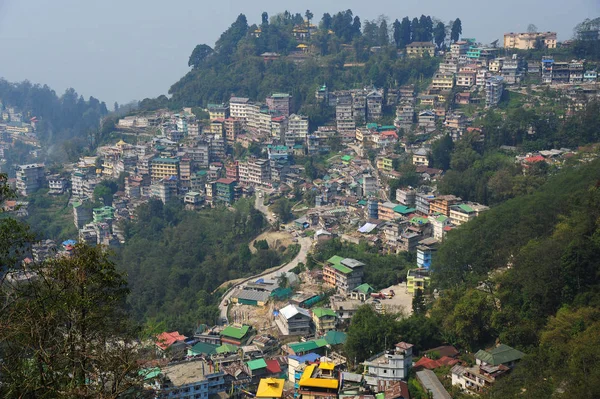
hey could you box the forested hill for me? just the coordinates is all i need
[151,10,452,110]
[114,198,298,333]
[0,79,109,160]
[429,157,600,397]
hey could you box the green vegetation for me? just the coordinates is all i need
[430,158,600,397]
[143,10,444,112]
[0,176,144,397]
[311,239,413,289]
[115,198,293,332]
[23,190,78,242]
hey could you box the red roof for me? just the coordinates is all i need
[443,226,453,232]
[381,131,398,139]
[156,331,187,351]
[216,178,236,185]
[525,155,545,163]
[414,355,459,370]
[265,359,282,374]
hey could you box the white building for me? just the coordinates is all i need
[287,114,309,139]
[363,342,413,387]
[229,97,251,121]
[276,304,312,336]
[485,76,504,108]
[16,164,45,196]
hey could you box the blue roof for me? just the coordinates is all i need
[289,353,320,363]
[62,239,77,246]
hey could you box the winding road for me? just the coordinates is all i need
[218,189,313,323]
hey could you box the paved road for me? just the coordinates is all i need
[218,190,313,323]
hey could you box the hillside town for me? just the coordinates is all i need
[1,17,600,399]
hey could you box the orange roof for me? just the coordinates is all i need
[415,356,459,370]
[156,331,187,350]
[525,155,545,163]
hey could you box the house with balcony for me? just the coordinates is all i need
[406,268,431,295]
[297,363,339,399]
[276,304,312,336]
[406,42,435,57]
[323,256,365,294]
[311,308,338,333]
[363,342,413,388]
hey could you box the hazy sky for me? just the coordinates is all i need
[0,0,597,106]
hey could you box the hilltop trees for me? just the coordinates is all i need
[451,18,462,42]
[188,44,214,68]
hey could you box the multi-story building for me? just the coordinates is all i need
[266,93,291,117]
[431,73,455,91]
[322,256,365,294]
[551,62,570,84]
[415,192,434,215]
[503,32,557,49]
[430,214,451,241]
[456,71,476,87]
[376,156,394,173]
[148,360,226,399]
[501,59,521,84]
[208,135,226,162]
[224,117,242,143]
[362,175,377,197]
[239,158,271,186]
[214,178,237,204]
[417,110,436,132]
[47,175,68,195]
[151,157,179,181]
[73,201,92,229]
[16,163,45,196]
[485,76,504,108]
[276,304,312,336]
[406,42,435,57]
[378,201,399,222]
[449,204,476,225]
[229,97,251,121]
[412,148,429,167]
[184,140,210,169]
[395,102,415,130]
[584,70,598,82]
[311,308,337,333]
[406,268,431,295]
[271,116,288,138]
[297,363,339,399]
[430,195,461,216]
[288,114,309,140]
[363,342,413,386]
[207,103,229,120]
[150,177,178,203]
[416,245,436,269]
[541,56,554,83]
[450,41,470,57]
[366,90,383,121]
[569,61,584,83]
[396,188,416,206]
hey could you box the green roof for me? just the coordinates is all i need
[410,216,429,225]
[458,204,475,213]
[220,325,250,340]
[435,215,448,222]
[393,205,416,215]
[216,343,239,354]
[312,307,337,318]
[474,344,525,366]
[325,331,347,346]
[341,155,353,161]
[354,283,375,295]
[330,263,353,274]
[139,367,161,380]
[358,200,367,206]
[188,342,218,356]
[366,123,378,129]
[288,338,329,354]
[327,255,344,266]
[247,358,268,371]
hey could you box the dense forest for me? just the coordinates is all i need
[431,158,600,397]
[114,198,296,333]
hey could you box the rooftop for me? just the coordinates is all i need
[220,325,250,340]
[474,344,525,366]
[161,360,219,387]
[256,378,285,398]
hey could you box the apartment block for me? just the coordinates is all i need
[16,163,45,196]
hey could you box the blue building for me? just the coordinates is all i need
[416,244,437,270]
[147,360,226,399]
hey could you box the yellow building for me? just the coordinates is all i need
[406,42,436,57]
[256,378,285,399]
[431,73,455,90]
[298,363,338,399]
[407,268,431,295]
[151,157,180,181]
[376,156,394,173]
[503,32,557,49]
[311,308,337,333]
